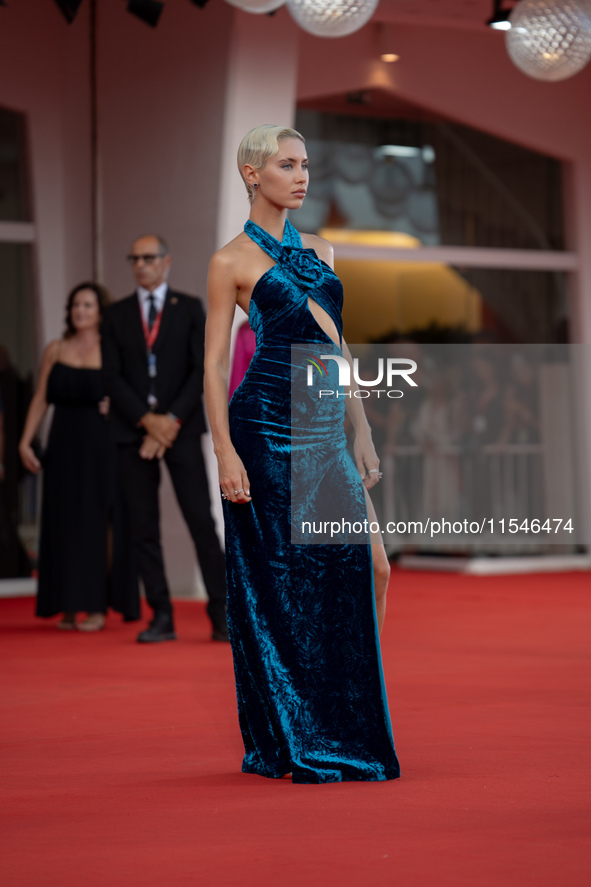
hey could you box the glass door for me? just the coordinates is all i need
[0,107,38,584]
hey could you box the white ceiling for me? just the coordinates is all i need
[375,0,515,30]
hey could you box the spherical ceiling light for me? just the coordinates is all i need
[287,0,379,39]
[224,0,286,14]
[506,0,591,81]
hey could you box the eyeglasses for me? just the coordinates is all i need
[126,253,165,265]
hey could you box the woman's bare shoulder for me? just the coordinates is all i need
[36,339,61,379]
[300,232,334,266]
[210,232,253,269]
[43,339,61,361]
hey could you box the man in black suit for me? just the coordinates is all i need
[101,234,228,643]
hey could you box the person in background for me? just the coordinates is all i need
[101,235,228,644]
[18,283,139,630]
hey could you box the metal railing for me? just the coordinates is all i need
[379,442,575,554]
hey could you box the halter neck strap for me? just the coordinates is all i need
[244,219,303,261]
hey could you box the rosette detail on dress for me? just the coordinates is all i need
[281,245,325,290]
[244,219,326,293]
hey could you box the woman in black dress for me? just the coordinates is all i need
[19,283,139,630]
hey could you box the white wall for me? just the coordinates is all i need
[215,10,299,249]
[97,0,234,300]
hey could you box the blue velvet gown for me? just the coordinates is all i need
[223,219,400,784]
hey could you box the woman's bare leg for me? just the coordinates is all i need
[365,490,390,634]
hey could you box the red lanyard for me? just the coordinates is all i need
[141,302,163,351]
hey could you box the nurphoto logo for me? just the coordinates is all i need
[306,355,418,399]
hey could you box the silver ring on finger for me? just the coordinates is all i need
[234,488,244,494]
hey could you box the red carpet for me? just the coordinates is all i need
[1,569,589,886]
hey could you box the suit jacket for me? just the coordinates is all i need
[101,288,207,444]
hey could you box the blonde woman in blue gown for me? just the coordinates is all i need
[204,125,400,784]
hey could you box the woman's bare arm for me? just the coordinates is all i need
[18,340,60,473]
[204,250,252,503]
[341,339,381,490]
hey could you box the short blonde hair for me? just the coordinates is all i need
[237,124,305,203]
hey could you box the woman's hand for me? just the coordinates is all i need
[19,442,41,474]
[98,396,110,416]
[217,449,252,504]
[353,428,382,491]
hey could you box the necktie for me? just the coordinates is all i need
[147,294,157,331]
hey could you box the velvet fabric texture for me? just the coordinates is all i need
[223,219,400,784]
